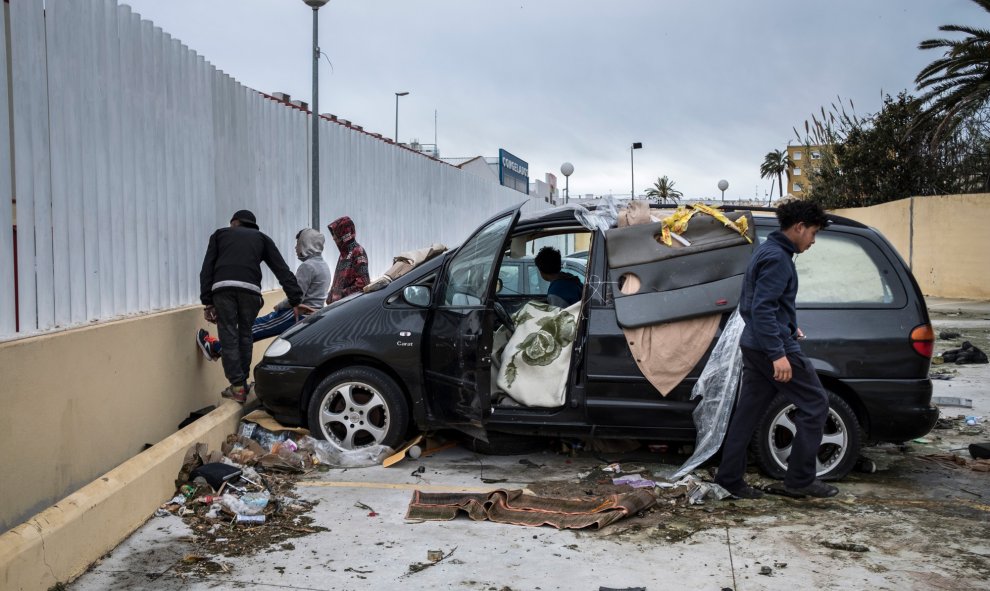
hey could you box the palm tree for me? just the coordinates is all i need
[645,176,682,204]
[915,0,990,140]
[760,149,793,198]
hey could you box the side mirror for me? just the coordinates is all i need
[495,277,503,293]
[402,285,431,308]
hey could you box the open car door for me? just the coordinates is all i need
[423,204,523,439]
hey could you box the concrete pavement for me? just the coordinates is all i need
[66,300,990,591]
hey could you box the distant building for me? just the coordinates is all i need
[786,144,826,196]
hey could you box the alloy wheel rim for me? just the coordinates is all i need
[768,404,849,476]
[318,381,390,449]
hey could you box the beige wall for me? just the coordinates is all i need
[832,194,990,299]
[0,292,283,533]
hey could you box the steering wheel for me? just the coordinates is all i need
[493,300,515,332]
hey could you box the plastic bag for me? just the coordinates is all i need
[670,310,746,480]
[220,490,269,516]
[296,436,393,468]
[569,196,620,233]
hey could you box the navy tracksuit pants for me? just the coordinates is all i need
[716,346,829,490]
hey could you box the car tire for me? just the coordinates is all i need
[307,367,409,450]
[751,390,862,481]
[458,431,547,455]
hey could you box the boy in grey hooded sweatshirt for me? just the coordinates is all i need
[197,228,331,361]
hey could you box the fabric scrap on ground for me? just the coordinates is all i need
[405,488,656,530]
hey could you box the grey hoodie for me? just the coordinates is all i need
[275,228,332,311]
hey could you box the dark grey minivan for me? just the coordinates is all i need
[254,204,937,480]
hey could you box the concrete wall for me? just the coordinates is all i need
[0,291,282,533]
[832,193,990,300]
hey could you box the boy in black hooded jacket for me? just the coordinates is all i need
[199,210,308,402]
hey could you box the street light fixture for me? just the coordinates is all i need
[303,0,330,230]
[630,142,643,199]
[718,179,729,202]
[394,91,409,144]
[560,162,574,204]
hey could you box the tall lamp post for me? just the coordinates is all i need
[394,91,409,143]
[630,142,643,199]
[718,179,729,202]
[303,0,330,230]
[560,162,574,204]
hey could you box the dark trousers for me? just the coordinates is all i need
[213,291,264,386]
[716,346,829,490]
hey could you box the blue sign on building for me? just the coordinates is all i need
[498,149,529,195]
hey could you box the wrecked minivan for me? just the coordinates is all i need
[253,203,938,480]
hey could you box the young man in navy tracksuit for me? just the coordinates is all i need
[199,210,307,403]
[715,199,838,499]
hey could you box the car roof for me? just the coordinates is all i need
[520,202,867,229]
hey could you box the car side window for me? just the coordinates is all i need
[757,228,903,306]
[498,263,522,295]
[442,215,513,306]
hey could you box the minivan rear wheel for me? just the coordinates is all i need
[751,390,862,481]
[307,367,409,450]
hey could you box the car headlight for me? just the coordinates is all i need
[264,337,292,358]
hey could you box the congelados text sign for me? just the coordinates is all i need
[498,148,529,195]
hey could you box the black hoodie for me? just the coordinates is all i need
[199,225,303,307]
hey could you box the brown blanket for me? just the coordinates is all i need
[405,488,656,530]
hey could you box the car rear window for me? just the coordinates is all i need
[756,228,905,308]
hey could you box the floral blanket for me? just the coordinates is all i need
[495,301,581,408]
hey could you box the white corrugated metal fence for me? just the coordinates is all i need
[1,0,539,340]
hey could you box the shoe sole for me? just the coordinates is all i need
[196,331,214,361]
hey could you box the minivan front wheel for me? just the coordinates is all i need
[307,367,409,450]
[751,390,862,481]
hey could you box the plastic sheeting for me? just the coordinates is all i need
[570,196,621,233]
[670,309,746,480]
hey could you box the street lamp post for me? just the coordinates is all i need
[630,142,643,199]
[560,162,574,204]
[303,0,330,230]
[394,91,409,143]
[718,179,729,203]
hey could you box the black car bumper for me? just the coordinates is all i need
[253,362,315,427]
[849,378,938,442]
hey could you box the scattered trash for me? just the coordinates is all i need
[821,541,870,553]
[426,549,444,562]
[355,501,378,517]
[759,566,773,576]
[854,456,877,474]
[189,463,242,490]
[602,463,623,473]
[600,587,646,591]
[938,331,961,340]
[235,514,266,524]
[940,341,989,364]
[969,443,990,460]
[297,435,392,468]
[405,547,456,576]
[672,475,731,505]
[912,437,932,444]
[932,396,973,408]
[965,416,982,426]
[612,475,659,489]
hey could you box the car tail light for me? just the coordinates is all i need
[910,324,935,358]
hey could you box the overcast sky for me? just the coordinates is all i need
[122,0,982,201]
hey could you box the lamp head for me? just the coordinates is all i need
[396,91,409,97]
[303,0,330,8]
[632,142,643,150]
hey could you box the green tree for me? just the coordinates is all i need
[915,0,990,141]
[645,176,682,204]
[804,93,957,208]
[759,149,793,198]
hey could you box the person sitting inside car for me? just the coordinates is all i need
[534,246,583,308]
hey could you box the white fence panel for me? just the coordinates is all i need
[1,0,548,341]
[10,0,53,333]
[0,2,14,337]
